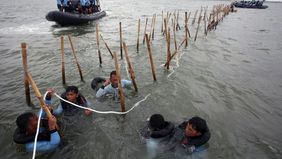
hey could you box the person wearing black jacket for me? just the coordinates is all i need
[166,116,211,154]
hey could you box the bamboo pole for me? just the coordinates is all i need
[149,16,154,42]
[142,18,148,44]
[161,11,164,33]
[187,12,191,37]
[152,14,156,40]
[119,22,123,59]
[100,34,114,58]
[113,51,125,112]
[21,43,32,106]
[176,10,180,31]
[203,7,208,36]
[136,19,140,52]
[166,28,171,70]
[96,24,102,66]
[123,42,138,92]
[26,73,52,118]
[185,12,188,48]
[67,35,84,81]
[145,34,157,81]
[198,7,203,25]
[194,16,201,42]
[173,19,177,51]
[192,10,198,25]
[60,37,66,85]
[164,50,177,67]
[163,18,167,36]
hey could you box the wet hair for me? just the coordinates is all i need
[149,114,166,130]
[16,112,36,132]
[188,116,208,134]
[66,86,79,94]
[110,71,117,79]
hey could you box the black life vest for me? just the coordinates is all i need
[60,92,87,116]
[13,119,51,144]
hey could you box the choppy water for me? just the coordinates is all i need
[0,0,282,158]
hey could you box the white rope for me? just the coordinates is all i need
[54,93,151,114]
[32,92,48,159]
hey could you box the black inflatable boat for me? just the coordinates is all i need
[46,10,106,25]
[233,0,268,9]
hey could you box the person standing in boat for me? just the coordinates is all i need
[94,70,133,99]
[57,0,64,11]
[80,0,91,14]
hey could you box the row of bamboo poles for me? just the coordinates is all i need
[21,3,236,112]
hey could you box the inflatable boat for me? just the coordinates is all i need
[233,0,268,9]
[46,10,106,25]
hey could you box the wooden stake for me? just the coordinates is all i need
[136,19,140,52]
[152,14,156,40]
[119,22,123,59]
[173,19,177,51]
[123,42,138,92]
[100,34,114,58]
[67,35,84,81]
[176,10,181,31]
[149,16,154,42]
[60,37,66,85]
[187,12,191,38]
[142,18,148,44]
[145,34,157,81]
[164,50,177,67]
[192,10,198,25]
[161,11,164,33]
[96,24,102,66]
[26,73,52,119]
[185,12,188,48]
[21,43,32,106]
[113,51,125,112]
[163,18,167,36]
[194,16,201,42]
[166,28,171,70]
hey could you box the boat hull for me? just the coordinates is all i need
[46,10,106,25]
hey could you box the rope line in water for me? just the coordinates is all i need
[32,92,48,159]
[53,92,151,114]
[32,92,151,158]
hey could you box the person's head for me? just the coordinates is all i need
[65,86,79,103]
[16,112,38,135]
[149,114,166,130]
[185,116,207,137]
[110,71,118,88]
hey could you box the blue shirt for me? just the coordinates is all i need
[80,0,90,6]
[96,79,132,98]
[25,131,60,152]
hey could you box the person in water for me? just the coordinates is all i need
[141,114,175,139]
[168,116,211,154]
[46,86,92,116]
[13,110,60,152]
[94,70,132,98]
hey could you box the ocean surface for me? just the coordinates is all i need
[0,0,282,158]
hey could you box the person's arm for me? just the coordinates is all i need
[121,79,132,88]
[84,100,92,115]
[96,84,112,98]
[25,115,60,152]
[25,131,60,152]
